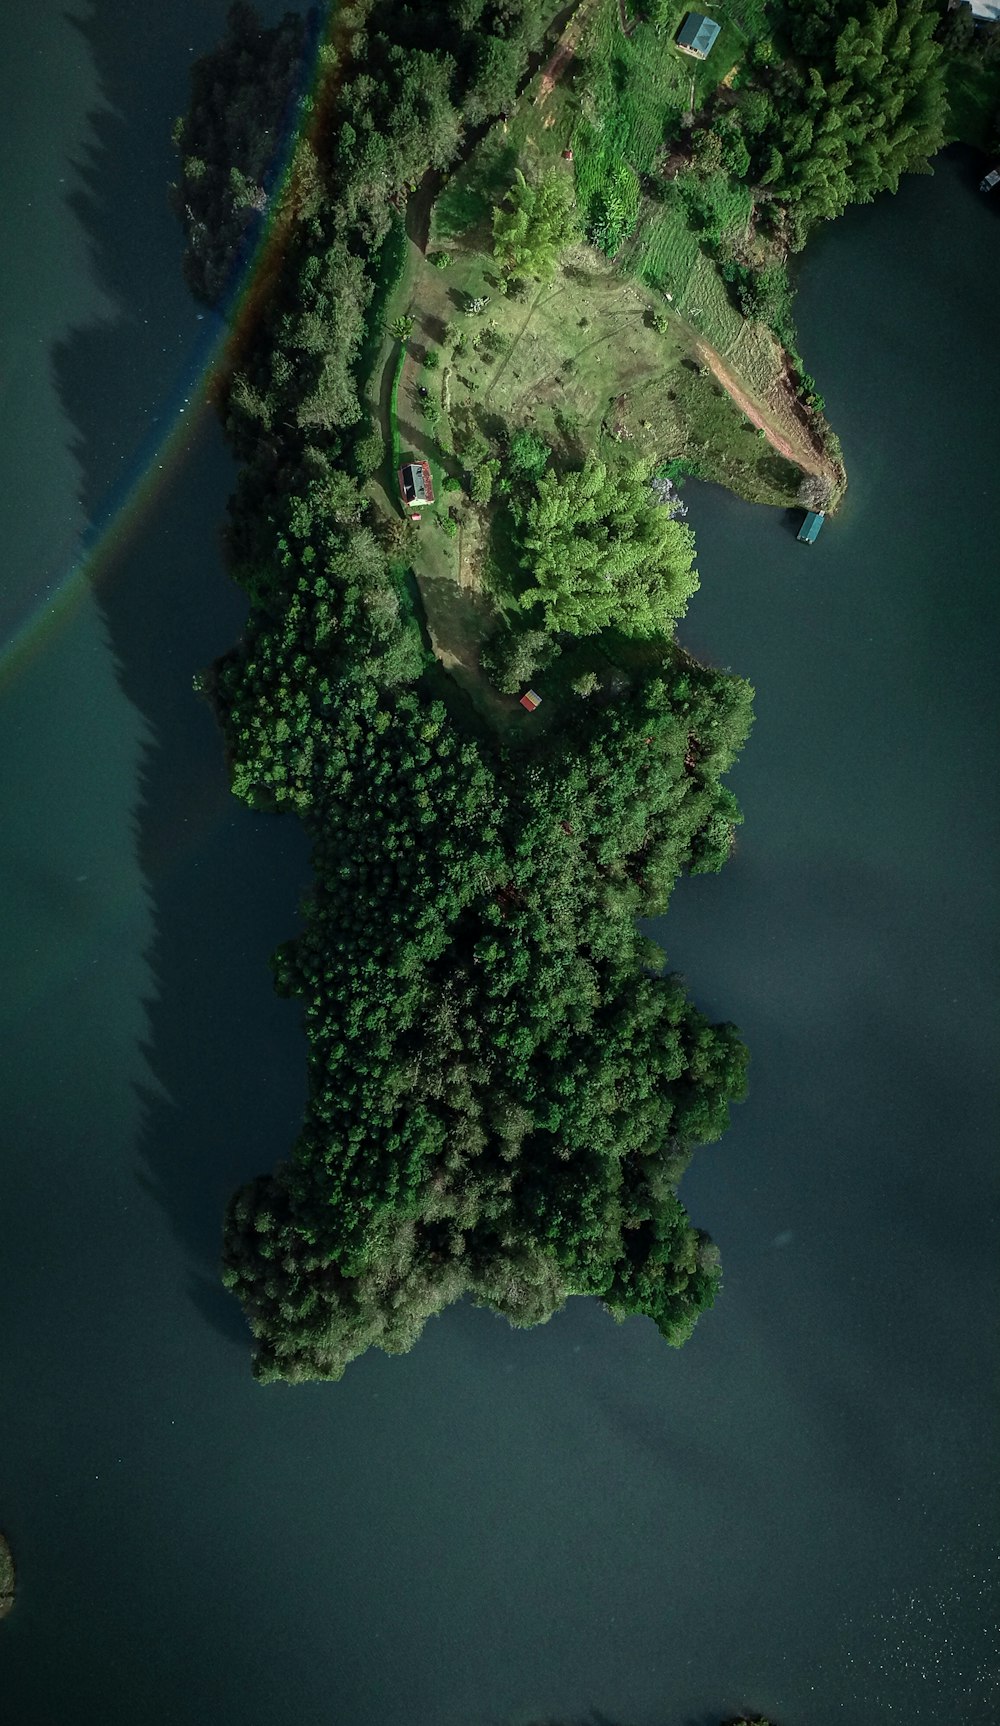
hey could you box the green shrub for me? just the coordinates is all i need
[589,161,641,256]
[480,625,552,694]
[508,429,551,479]
[470,464,495,504]
[351,423,384,479]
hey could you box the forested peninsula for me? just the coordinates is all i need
[173,0,982,1382]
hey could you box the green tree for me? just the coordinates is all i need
[758,0,948,238]
[589,160,641,255]
[465,33,525,125]
[508,428,551,480]
[518,458,699,638]
[492,166,578,280]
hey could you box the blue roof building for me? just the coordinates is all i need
[798,510,825,544]
[676,12,721,59]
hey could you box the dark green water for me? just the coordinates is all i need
[1,7,997,1723]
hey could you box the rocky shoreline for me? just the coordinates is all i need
[0,1532,15,1619]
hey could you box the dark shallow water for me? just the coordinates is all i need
[1,7,997,1723]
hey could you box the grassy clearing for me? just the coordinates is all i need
[728,317,785,400]
[576,3,746,175]
[371,223,798,717]
[681,249,746,356]
[622,199,746,358]
[403,237,706,493]
[367,0,828,729]
[624,198,700,299]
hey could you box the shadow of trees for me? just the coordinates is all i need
[52,0,309,1345]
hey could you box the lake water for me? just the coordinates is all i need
[1,7,997,1723]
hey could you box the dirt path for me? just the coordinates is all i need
[483,280,557,398]
[536,0,601,105]
[694,338,835,481]
[617,0,637,39]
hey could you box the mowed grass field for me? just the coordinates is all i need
[398,237,694,514]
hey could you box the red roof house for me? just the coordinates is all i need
[398,460,435,509]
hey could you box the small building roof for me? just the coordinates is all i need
[399,460,434,506]
[798,510,825,544]
[519,689,542,712]
[676,12,721,57]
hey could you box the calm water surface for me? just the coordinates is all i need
[1,7,997,1723]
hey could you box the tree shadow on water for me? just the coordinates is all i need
[52,0,309,1343]
[509,1711,762,1726]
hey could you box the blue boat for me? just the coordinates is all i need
[798,510,825,544]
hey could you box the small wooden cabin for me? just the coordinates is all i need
[798,510,825,544]
[519,689,542,712]
[398,460,434,509]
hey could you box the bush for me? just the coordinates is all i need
[351,423,384,479]
[721,260,796,347]
[589,161,641,256]
[665,456,700,480]
[480,625,552,694]
[798,370,825,413]
[716,118,750,179]
[508,429,551,479]
[797,473,833,512]
[677,169,753,249]
[470,465,494,504]
[424,349,440,369]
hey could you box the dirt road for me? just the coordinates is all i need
[536,0,601,104]
[694,339,838,484]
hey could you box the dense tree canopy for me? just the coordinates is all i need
[170,5,314,304]
[518,458,699,638]
[757,0,948,238]
[177,0,753,1382]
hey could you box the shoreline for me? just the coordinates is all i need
[0,1531,15,1619]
